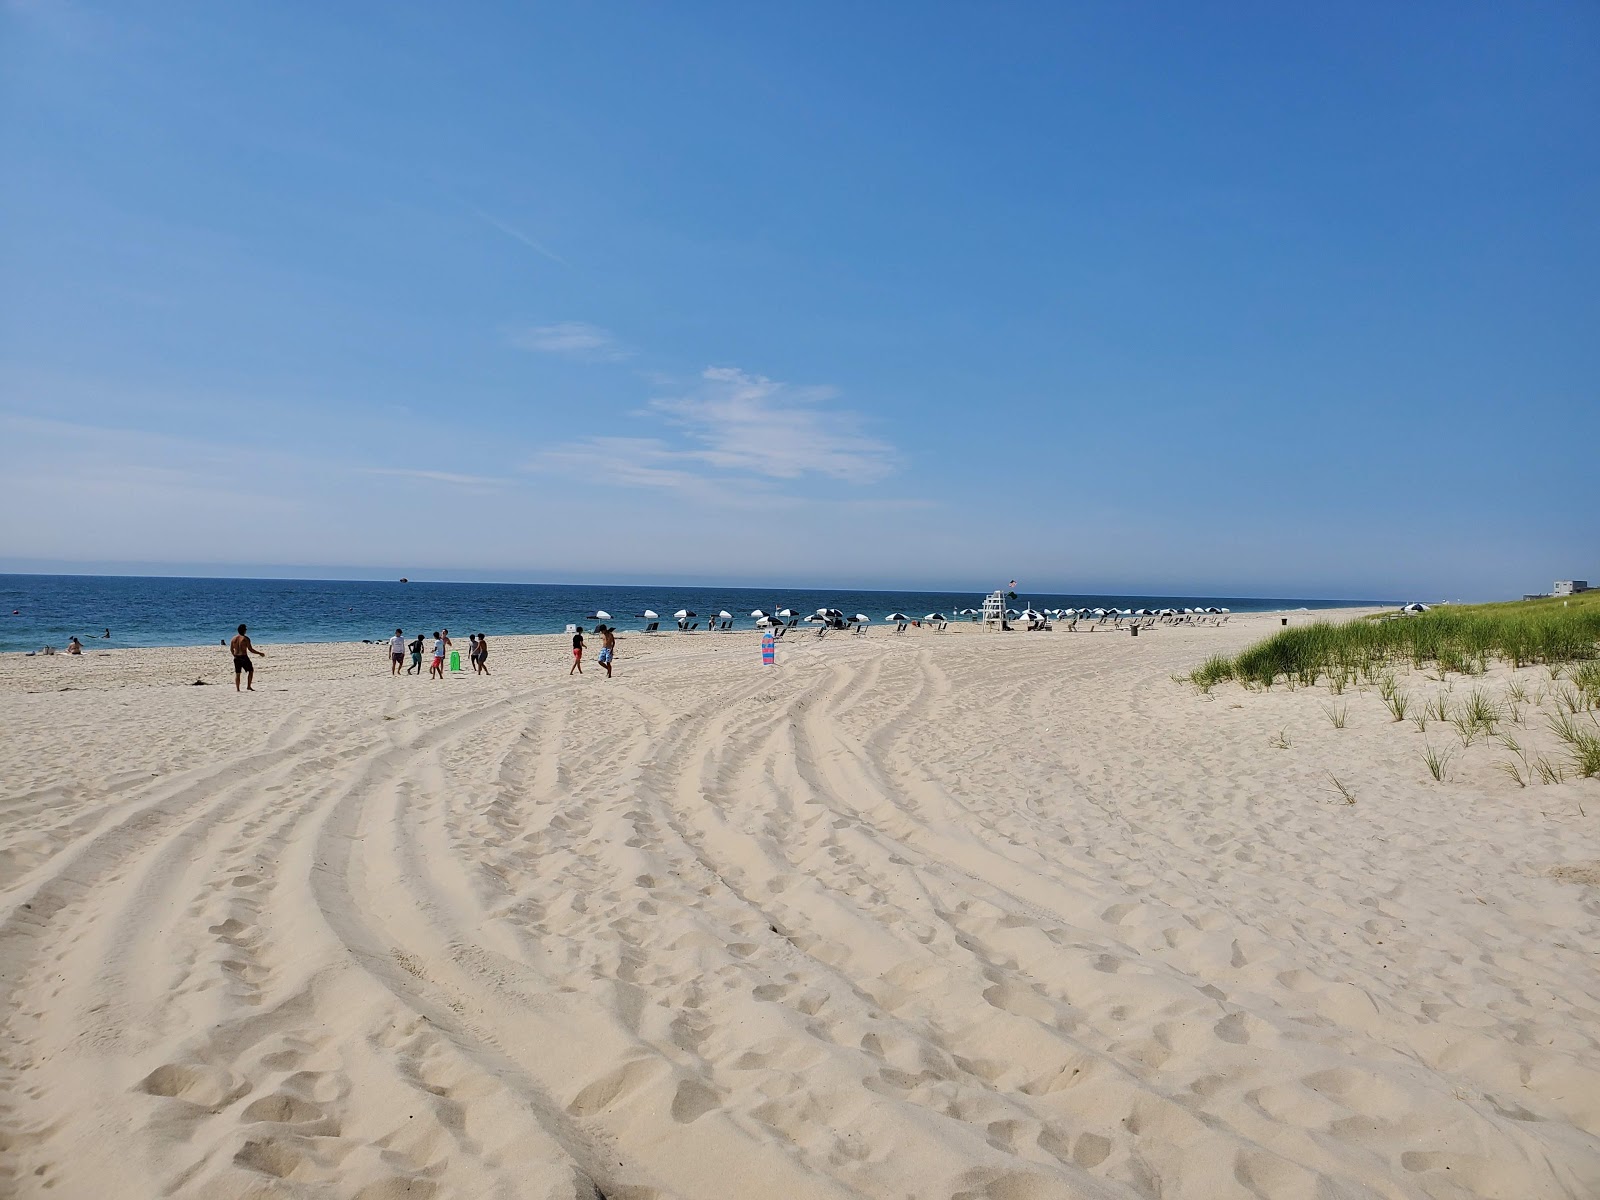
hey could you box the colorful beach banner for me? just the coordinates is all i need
[761,632,775,666]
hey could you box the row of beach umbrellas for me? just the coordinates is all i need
[579,606,974,630]
[577,604,1236,631]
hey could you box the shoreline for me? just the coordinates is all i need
[4,603,1380,660]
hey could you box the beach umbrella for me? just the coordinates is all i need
[636,610,659,620]
[718,610,733,621]
[850,614,870,624]
[886,612,909,622]
[587,610,612,621]
[750,609,766,619]
[776,608,797,619]
[805,614,828,625]
[674,609,696,620]
[925,612,946,622]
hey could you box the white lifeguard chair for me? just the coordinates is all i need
[982,590,1006,627]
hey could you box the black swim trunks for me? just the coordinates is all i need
[233,654,254,673]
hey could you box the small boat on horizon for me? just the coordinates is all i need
[399,577,409,583]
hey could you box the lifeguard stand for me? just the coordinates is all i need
[982,590,1006,627]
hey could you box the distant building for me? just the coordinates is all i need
[1554,580,1590,596]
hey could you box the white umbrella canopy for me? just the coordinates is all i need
[587,611,612,621]
[674,609,696,620]
[886,612,909,622]
[750,609,766,619]
[924,612,946,622]
[851,613,870,623]
[637,610,659,620]
[718,610,733,620]
[776,608,798,619]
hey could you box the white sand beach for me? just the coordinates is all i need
[2,609,1598,1199]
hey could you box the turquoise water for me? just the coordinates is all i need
[0,574,1390,652]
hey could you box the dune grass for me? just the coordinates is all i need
[1187,593,1600,692]
[1184,594,1600,783]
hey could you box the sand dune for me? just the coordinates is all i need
[3,612,1598,1198]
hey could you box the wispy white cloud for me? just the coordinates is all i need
[470,207,566,265]
[650,366,896,483]
[508,321,631,361]
[358,467,509,489]
[531,366,900,499]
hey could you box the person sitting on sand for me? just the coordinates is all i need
[66,637,83,655]
[597,625,615,678]
[230,624,266,692]
[570,628,585,675]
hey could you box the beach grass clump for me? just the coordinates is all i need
[1548,711,1600,779]
[1575,662,1600,709]
[1384,692,1411,722]
[1494,758,1528,788]
[1188,655,1235,693]
[1194,594,1600,692]
[1422,743,1452,782]
[1328,774,1357,805]
[1323,702,1347,729]
[1465,690,1500,733]
[1533,756,1565,785]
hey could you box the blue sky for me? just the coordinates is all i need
[2,2,1595,599]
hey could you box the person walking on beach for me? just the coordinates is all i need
[597,625,615,678]
[570,627,585,675]
[407,632,424,674]
[389,628,406,676]
[230,624,265,691]
[430,631,448,679]
[474,634,490,675]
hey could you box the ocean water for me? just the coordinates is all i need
[0,574,1390,652]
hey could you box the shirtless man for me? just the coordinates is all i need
[597,625,616,678]
[230,623,266,691]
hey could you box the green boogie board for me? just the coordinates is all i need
[450,650,461,672]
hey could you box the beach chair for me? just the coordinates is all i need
[643,621,660,633]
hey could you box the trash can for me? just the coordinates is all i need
[1130,625,1139,637]
[1280,618,1288,627]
